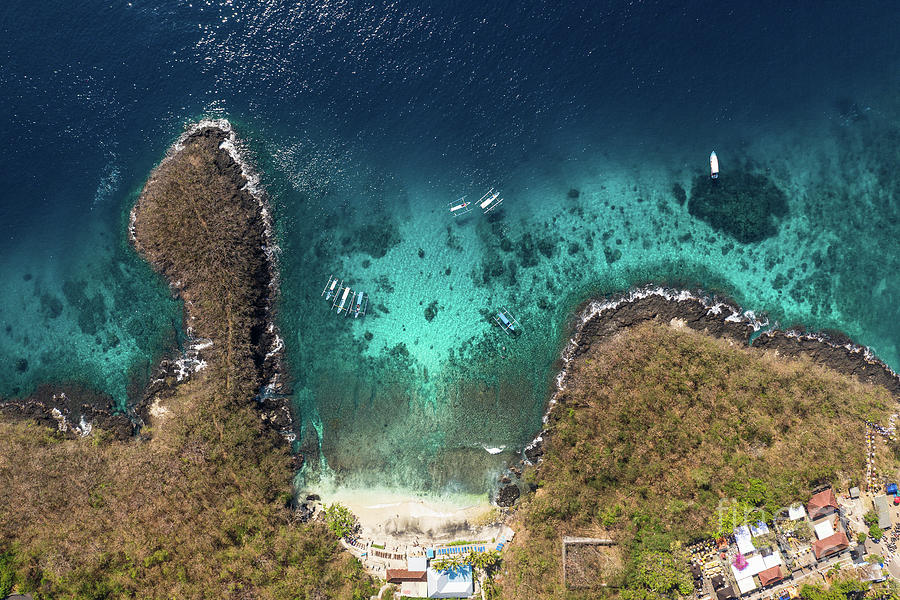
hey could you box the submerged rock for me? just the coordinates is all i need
[424,300,438,322]
[688,171,788,243]
[495,483,520,507]
[671,182,687,205]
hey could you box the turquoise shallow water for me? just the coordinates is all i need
[2,1,900,497]
[268,101,900,494]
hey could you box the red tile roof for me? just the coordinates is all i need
[807,489,839,520]
[386,569,427,583]
[758,565,784,587]
[812,531,849,560]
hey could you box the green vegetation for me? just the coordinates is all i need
[864,512,884,541]
[432,549,501,574]
[799,579,868,600]
[324,503,358,539]
[497,321,896,599]
[0,129,376,599]
[621,541,692,600]
[0,549,15,598]
[869,524,883,541]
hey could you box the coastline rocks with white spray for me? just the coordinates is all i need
[517,285,900,474]
[0,384,133,439]
[131,121,297,444]
[753,328,900,397]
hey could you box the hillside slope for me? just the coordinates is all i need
[498,320,897,600]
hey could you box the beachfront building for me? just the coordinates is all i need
[426,564,474,598]
[387,557,429,597]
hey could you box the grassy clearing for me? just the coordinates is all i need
[496,321,897,600]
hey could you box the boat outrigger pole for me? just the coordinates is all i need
[448,195,473,217]
[493,307,522,336]
[478,188,503,214]
[321,274,369,319]
[321,275,340,301]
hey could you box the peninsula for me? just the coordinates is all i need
[0,124,375,598]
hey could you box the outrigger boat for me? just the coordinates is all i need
[710,151,719,180]
[333,284,352,315]
[321,275,341,301]
[322,274,370,319]
[478,188,503,214]
[448,195,473,217]
[494,307,521,336]
[352,291,368,318]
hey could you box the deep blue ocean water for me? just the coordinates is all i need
[2,1,900,497]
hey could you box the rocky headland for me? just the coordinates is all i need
[130,121,294,440]
[0,122,295,443]
[495,286,900,505]
[0,122,375,599]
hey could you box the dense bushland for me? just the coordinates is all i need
[496,321,896,600]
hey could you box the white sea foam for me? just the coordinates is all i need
[173,337,213,381]
[78,416,93,437]
[91,159,120,210]
[48,394,92,436]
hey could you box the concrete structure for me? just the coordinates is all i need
[401,580,429,597]
[736,577,756,595]
[787,504,807,520]
[813,520,835,540]
[874,494,892,529]
[561,537,615,589]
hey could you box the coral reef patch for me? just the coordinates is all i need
[688,171,788,243]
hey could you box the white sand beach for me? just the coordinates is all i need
[318,486,501,544]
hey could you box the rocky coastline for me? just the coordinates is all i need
[130,121,295,441]
[0,121,295,444]
[494,286,900,506]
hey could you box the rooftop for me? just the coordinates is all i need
[427,564,474,599]
[807,489,838,520]
[811,531,849,560]
[386,569,427,583]
[758,565,784,587]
